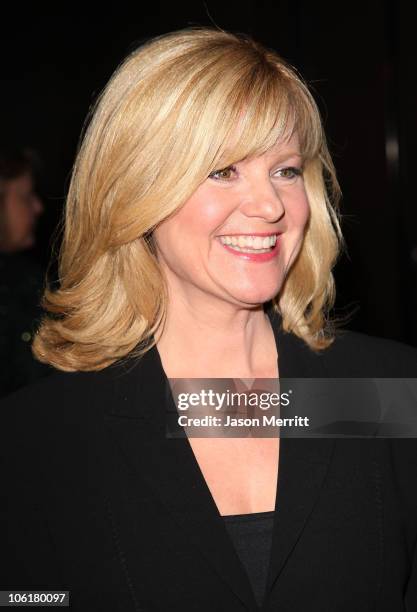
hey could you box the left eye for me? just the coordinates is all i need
[273,167,303,180]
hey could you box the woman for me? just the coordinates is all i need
[0,148,49,397]
[1,28,417,612]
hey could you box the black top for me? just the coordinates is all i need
[223,511,275,608]
[1,310,417,610]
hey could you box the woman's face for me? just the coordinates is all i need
[153,132,310,309]
[2,172,43,252]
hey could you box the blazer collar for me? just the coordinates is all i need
[104,309,335,610]
[107,307,329,423]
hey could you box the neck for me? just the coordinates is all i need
[155,295,278,379]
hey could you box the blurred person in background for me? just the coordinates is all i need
[0,148,51,396]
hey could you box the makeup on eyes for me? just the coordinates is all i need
[208,164,303,181]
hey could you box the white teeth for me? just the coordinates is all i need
[226,245,272,254]
[219,234,277,251]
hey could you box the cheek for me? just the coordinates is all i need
[291,193,310,229]
[179,192,231,233]
[5,201,22,232]
[159,198,233,251]
[153,214,203,270]
[23,204,34,224]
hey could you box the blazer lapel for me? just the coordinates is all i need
[103,345,259,610]
[103,309,335,610]
[265,309,336,599]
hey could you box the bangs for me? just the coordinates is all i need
[204,59,324,171]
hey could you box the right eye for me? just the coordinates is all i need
[208,165,237,181]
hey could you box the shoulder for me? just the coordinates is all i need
[0,362,121,429]
[0,362,128,475]
[323,331,417,514]
[319,328,417,377]
[0,345,156,432]
[1,367,93,408]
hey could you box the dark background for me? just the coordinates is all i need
[1,0,416,345]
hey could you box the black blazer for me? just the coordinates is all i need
[1,310,417,611]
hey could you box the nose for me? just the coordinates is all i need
[240,176,285,223]
[32,195,44,216]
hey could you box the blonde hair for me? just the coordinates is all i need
[33,27,345,372]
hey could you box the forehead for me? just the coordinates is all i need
[262,132,301,158]
[7,173,33,193]
[238,131,302,166]
[214,108,302,169]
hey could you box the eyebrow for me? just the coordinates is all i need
[270,151,303,161]
[219,151,304,169]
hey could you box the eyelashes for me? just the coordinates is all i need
[208,165,237,180]
[276,167,303,180]
[208,165,303,182]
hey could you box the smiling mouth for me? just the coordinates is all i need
[218,233,278,254]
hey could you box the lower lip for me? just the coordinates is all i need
[218,237,280,262]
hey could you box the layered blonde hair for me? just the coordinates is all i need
[33,27,344,372]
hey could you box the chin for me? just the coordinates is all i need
[229,286,282,307]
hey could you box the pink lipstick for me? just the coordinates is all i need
[217,233,281,262]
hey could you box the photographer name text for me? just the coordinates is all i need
[177,415,309,427]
